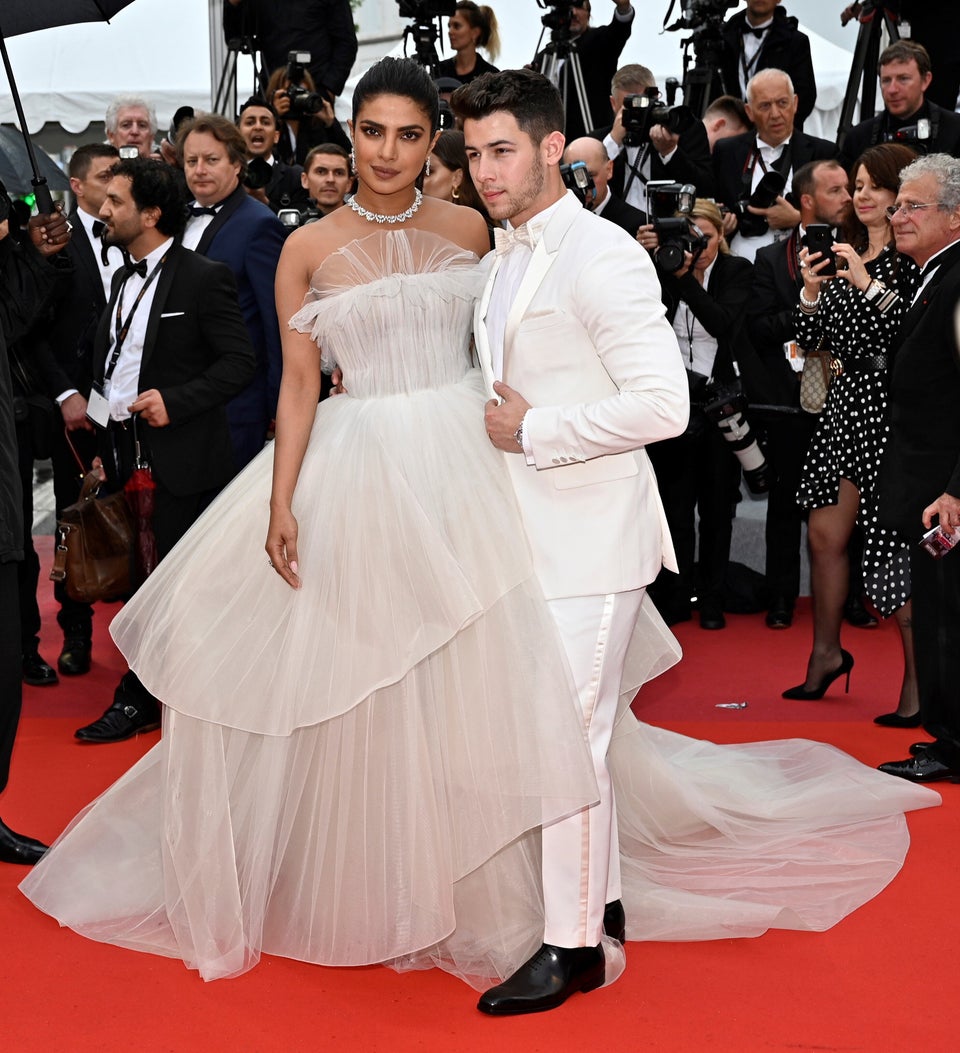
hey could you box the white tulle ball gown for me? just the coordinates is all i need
[20,231,939,986]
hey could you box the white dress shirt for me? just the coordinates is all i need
[732,135,794,264]
[672,257,719,378]
[182,197,229,251]
[103,237,174,421]
[739,17,774,97]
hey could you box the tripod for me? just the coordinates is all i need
[680,26,729,118]
[403,18,444,77]
[538,36,592,139]
[214,35,261,118]
[837,2,901,148]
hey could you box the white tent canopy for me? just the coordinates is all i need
[0,1,861,140]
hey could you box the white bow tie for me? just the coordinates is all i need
[493,223,539,256]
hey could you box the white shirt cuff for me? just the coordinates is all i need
[56,388,80,406]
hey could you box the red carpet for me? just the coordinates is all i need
[3,537,958,1052]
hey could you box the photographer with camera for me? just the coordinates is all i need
[591,64,714,217]
[224,0,358,103]
[105,95,158,159]
[645,198,757,628]
[266,56,353,168]
[837,40,960,174]
[237,97,311,216]
[532,1,636,143]
[713,69,836,263]
[717,1,816,130]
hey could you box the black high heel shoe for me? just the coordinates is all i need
[782,649,854,700]
[873,711,922,728]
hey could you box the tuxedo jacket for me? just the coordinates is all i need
[838,101,960,173]
[712,130,838,216]
[194,183,287,426]
[93,244,256,498]
[593,119,715,201]
[596,192,646,238]
[744,231,804,407]
[718,8,817,128]
[879,239,960,540]
[474,191,689,599]
[534,11,634,143]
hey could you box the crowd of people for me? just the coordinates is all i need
[2,0,960,1019]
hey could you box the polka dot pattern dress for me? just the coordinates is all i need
[794,248,918,617]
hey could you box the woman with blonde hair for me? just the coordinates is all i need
[437,2,500,85]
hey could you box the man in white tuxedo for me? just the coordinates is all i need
[452,69,688,1015]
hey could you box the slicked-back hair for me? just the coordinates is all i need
[176,113,248,168]
[352,57,441,134]
[111,157,187,239]
[69,142,120,181]
[611,64,655,95]
[450,69,563,147]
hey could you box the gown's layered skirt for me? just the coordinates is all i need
[20,242,939,987]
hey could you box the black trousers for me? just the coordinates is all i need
[648,422,741,608]
[0,560,22,793]
[14,418,42,652]
[911,542,960,764]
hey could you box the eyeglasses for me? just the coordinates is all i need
[885,202,942,220]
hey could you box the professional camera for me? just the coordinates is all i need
[733,170,786,239]
[882,119,933,152]
[666,0,738,31]
[702,382,775,495]
[647,180,708,273]
[277,204,324,229]
[243,155,273,192]
[283,52,328,117]
[560,160,595,207]
[538,0,579,36]
[620,87,694,148]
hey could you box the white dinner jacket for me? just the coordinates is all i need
[475,191,689,600]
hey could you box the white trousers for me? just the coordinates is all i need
[541,588,644,948]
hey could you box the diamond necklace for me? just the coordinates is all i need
[349,188,423,225]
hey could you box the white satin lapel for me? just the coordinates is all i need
[475,254,501,397]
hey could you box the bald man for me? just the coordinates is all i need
[563,136,646,237]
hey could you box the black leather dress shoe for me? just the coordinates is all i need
[58,634,92,676]
[765,598,793,630]
[909,741,935,756]
[603,899,625,945]
[698,603,726,630]
[878,754,960,783]
[22,651,58,687]
[478,944,605,1015]
[75,697,161,743]
[0,818,48,865]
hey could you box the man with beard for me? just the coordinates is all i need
[72,157,255,744]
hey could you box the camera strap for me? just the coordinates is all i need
[740,141,792,199]
[622,143,651,203]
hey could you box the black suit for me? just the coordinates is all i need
[838,101,960,174]
[93,244,255,553]
[534,8,634,143]
[879,240,960,762]
[593,119,715,201]
[595,192,645,237]
[718,8,817,129]
[647,252,752,615]
[746,231,816,605]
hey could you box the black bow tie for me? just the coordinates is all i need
[746,26,769,39]
[123,257,148,279]
[92,219,106,238]
[189,204,219,217]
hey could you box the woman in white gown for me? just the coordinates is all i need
[21,59,939,989]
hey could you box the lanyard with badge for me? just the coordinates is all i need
[86,254,167,428]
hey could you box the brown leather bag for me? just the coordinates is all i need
[49,470,135,603]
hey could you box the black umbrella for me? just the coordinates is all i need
[0,2,137,211]
[0,127,69,196]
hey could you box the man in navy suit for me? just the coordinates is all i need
[73,157,255,744]
[179,114,288,468]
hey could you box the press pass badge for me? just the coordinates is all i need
[784,340,804,373]
[86,384,111,428]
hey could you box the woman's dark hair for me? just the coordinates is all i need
[111,156,187,239]
[431,129,487,216]
[352,57,441,134]
[450,69,563,147]
[846,142,919,251]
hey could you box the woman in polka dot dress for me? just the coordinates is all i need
[782,143,920,725]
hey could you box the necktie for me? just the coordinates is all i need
[189,204,219,217]
[92,219,105,238]
[123,257,149,279]
[493,223,539,257]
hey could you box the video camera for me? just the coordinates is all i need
[538,1,581,36]
[647,180,708,274]
[283,52,328,117]
[560,160,595,207]
[620,87,695,149]
[397,0,455,16]
[665,0,739,32]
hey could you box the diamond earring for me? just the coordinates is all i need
[425,155,431,177]
[350,150,357,176]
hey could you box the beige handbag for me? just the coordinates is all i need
[799,338,835,414]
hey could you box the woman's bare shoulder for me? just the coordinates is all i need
[416,196,491,258]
